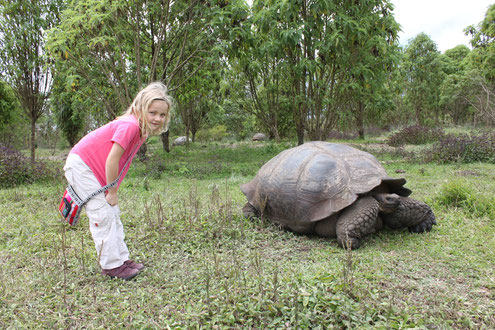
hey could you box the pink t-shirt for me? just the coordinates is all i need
[70,115,145,188]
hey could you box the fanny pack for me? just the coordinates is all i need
[59,146,137,226]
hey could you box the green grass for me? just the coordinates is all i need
[1,138,494,328]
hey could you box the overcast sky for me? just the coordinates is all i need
[391,0,494,52]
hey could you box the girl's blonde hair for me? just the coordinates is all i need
[122,82,173,136]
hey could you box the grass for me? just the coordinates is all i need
[1,137,495,328]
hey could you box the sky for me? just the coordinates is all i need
[391,0,494,53]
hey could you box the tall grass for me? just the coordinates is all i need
[0,139,494,328]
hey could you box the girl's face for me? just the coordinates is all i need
[146,100,169,132]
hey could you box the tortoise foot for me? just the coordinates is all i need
[338,236,361,250]
[409,211,436,233]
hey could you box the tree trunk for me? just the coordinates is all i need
[30,119,36,164]
[137,142,148,161]
[357,101,365,140]
[271,126,280,143]
[296,122,304,145]
[161,130,170,153]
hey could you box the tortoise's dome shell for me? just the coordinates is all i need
[241,141,407,227]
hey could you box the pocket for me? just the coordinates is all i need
[87,201,114,230]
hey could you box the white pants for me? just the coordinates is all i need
[64,154,130,270]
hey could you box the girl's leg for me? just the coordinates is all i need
[64,154,131,270]
[110,205,130,262]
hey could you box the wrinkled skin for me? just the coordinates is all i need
[243,192,436,250]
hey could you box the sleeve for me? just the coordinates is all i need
[111,121,140,151]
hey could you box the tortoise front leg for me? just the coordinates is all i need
[242,202,260,219]
[336,197,380,250]
[381,197,436,233]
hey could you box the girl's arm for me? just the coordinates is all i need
[105,142,125,206]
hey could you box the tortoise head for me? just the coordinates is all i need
[373,193,401,214]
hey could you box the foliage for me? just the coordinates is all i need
[1,139,495,328]
[47,0,241,153]
[387,125,445,146]
[226,3,291,142]
[327,130,357,141]
[0,143,59,188]
[462,4,495,126]
[51,74,86,147]
[245,0,400,143]
[436,179,495,218]
[465,4,495,82]
[438,45,473,124]
[0,79,18,130]
[0,0,63,162]
[175,57,224,142]
[0,79,26,147]
[427,132,495,163]
[214,99,257,141]
[403,33,444,125]
[134,141,293,180]
[196,125,229,143]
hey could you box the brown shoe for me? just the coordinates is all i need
[101,263,139,280]
[124,259,144,270]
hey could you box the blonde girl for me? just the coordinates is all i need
[63,82,172,280]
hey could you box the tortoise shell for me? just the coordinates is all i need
[240,142,411,229]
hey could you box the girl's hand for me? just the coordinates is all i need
[106,191,119,206]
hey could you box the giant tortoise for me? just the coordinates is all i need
[240,141,436,249]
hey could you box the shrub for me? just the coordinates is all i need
[436,179,475,208]
[387,125,445,146]
[427,132,495,163]
[0,143,59,188]
[196,125,229,142]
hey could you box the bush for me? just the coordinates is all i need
[387,125,445,146]
[196,125,229,142]
[427,132,495,163]
[0,144,59,188]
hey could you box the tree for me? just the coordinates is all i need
[226,3,291,141]
[403,33,444,125]
[174,44,225,144]
[0,79,24,146]
[51,73,86,147]
[464,4,495,125]
[0,0,62,162]
[438,45,472,124]
[250,0,400,144]
[48,0,238,153]
[0,79,18,130]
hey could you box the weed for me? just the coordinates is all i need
[427,132,495,163]
[387,125,445,147]
[0,143,60,188]
[1,140,495,328]
[436,179,495,218]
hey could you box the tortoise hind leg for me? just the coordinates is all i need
[242,202,260,219]
[336,197,381,250]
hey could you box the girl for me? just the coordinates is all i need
[63,82,172,280]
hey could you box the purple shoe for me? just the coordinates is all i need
[124,260,144,271]
[102,263,139,280]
